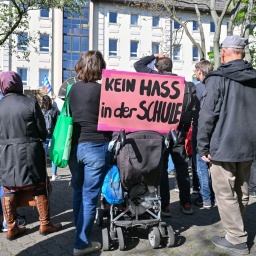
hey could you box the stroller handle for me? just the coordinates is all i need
[119,129,126,147]
[166,129,178,146]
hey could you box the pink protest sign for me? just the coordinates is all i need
[98,69,185,133]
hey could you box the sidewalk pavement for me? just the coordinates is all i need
[0,167,256,256]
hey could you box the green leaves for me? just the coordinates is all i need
[0,0,88,59]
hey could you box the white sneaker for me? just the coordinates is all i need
[51,175,61,181]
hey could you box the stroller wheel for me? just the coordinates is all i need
[116,227,125,251]
[102,228,110,251]
[159,222,167,237]
[110,230,117,240]
[96,208,104,227]
[166,225,175,247]
[148,227,161,249]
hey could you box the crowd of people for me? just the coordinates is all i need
[0,35,256,256]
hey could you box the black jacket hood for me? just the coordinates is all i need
[205,59,256,84]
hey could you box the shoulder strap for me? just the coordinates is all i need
[60,83,74,116]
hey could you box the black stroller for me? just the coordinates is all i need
[98,129,177,251]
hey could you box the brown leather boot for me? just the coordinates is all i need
[2,195,26,240]
[34,194,62,235]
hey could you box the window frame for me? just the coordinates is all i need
[17,33,28,51]
[193,20,199,31]
[173,44,181,61]
[109,38,118,56]
[109,12,118,23]
[152,16,160,27]
[39,69,49,87]
[193,45,199,61]
[173,20,181,30]
[152,42,160,55]
[130,14,139,25]
[17,68,28,86]
[40,8,49,18]
[210,21,215,33]
[130,40,139,57]
[40,34,50,52]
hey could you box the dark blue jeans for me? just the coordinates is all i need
[196,154,214,203]
[68,142,110,249]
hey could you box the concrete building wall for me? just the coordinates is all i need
[52,9,63,95]
[91,1,229,81]
[11,9,52,90]
[1,1,252,97]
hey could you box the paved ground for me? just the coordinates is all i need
[0,166,256,256]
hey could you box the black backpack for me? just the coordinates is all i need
[43,109,54,136]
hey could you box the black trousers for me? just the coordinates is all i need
[160,133,191,207]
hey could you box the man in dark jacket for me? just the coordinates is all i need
[134,54,197,215]
[197,35,256,254]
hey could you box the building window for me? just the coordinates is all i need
[39,69,49,87]
[193,20,199,31]
[40,8,49,17]
[173,20,180,30]
[130,41,139,57]
[17,68,28,86]
[63,16,89,34]
[109,39,117,56]
[72,36,81,52]
[62,6,89,83]
[152,42,159,54]
[210,22,215,32]
[40,34,49,52]
[17,33,28,51]
[173,44,181,61]
[152,17,159,27]
[131,14,138,25]
[193,45,199,61]
[109,12,117,23]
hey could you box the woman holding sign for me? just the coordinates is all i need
[68,51,112,256]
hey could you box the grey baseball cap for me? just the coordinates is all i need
[221,35,247,49]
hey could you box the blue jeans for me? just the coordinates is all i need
[45,137,57,175]
[68,142,110,249]
[168,155,174,170]
[196,154,214,203]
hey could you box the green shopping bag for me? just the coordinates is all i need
[49,84,74,168]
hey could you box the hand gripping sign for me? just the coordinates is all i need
[98,69,185,133]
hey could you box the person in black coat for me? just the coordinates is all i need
[134,54,197,216]
[0,71,62,240]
